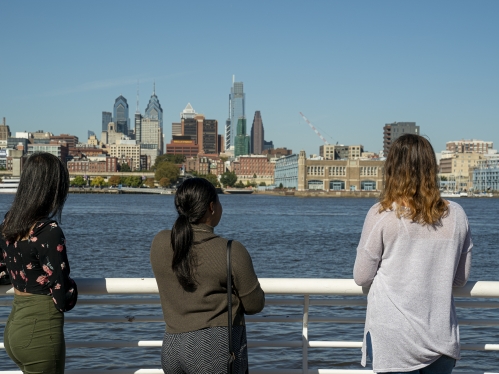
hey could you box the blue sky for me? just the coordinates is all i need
[1,1,498,155]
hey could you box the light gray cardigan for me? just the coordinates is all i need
[353,201,472,373]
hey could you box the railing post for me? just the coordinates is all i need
[302,294,309,374]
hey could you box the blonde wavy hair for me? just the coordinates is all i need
[379,134,448,225]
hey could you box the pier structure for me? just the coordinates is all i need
[1,278,498,374]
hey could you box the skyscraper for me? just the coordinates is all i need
[235,117,250,157]
[226,77,245,150]
[250,111,264,155]
[143,84,164,154]
[102,112,112,132]
[113,96,129,135]
[383,122,419,155]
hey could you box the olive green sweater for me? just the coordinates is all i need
[150,223,265,334]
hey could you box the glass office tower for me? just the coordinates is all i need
[226,79,245,150]
[113,95,130,135]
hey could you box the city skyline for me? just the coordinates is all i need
[0,1,498,156]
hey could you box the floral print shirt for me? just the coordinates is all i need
[0,219,78,312]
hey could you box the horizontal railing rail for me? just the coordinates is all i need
[1,278,498,374]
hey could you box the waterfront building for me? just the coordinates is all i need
[28,143,69,163]
[108,140,141,171]
[274,154,299,188]
[320,144,364,160]
[250,111,264,155]
[113,95,130,135]
[226,78,245,150]
[383,122,419,155]
[473,155,499,192]
[233,155,275,185]
[439,152,485,191]
[67,156,118,173]
[102,111,112,132]
[446,139,493,154]
[234,118,250,157]
[143,85,164,153]
[277,151,386,191]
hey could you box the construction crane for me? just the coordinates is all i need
[299,112,329,145]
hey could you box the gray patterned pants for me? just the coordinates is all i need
[161,326,248,374]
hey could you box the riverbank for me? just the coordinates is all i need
[254,189,382,198]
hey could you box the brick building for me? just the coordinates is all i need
[233,155,275,185]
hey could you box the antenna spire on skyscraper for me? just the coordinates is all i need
[153,81,156,95]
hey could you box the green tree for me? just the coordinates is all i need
[220,171,237,188]
[108,175,121,186]
[123,176,143,187]
[201,173,220,187]
[120,163,131,172]
[72,175,85,187]
[235,180,245,188]
[279,183,284,189]
[155,161,180,184]
[91,176,105,187]
[259,182,267,186]
[153,154,185,169]
[159,177,170,187]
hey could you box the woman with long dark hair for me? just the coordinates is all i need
[354,134,472,373]
[1,152,78,374]
[150,178,265,374]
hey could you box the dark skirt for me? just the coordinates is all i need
[162,325,248,374]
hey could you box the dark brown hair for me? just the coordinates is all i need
[379,134,448,225]
[2,152,69,242]
[171,178,218,291]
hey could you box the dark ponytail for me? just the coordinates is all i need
[171,178,218,291]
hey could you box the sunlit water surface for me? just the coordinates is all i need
[0,194,497,371]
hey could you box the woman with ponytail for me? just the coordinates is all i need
[150,178,265,374]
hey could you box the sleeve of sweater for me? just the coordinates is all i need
[230,240,265,315]
[353,206,385,287]
[453,213,473,287]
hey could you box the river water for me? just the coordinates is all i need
[0,194,498,372]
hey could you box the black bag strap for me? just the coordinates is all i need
[227,239,235,373]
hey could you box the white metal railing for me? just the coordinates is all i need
[1,278,498,374]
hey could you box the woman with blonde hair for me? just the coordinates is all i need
[354,134,472,373]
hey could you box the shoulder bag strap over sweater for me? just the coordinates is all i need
[227,239,235,373]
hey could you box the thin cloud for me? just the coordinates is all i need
[42,72,194,97]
